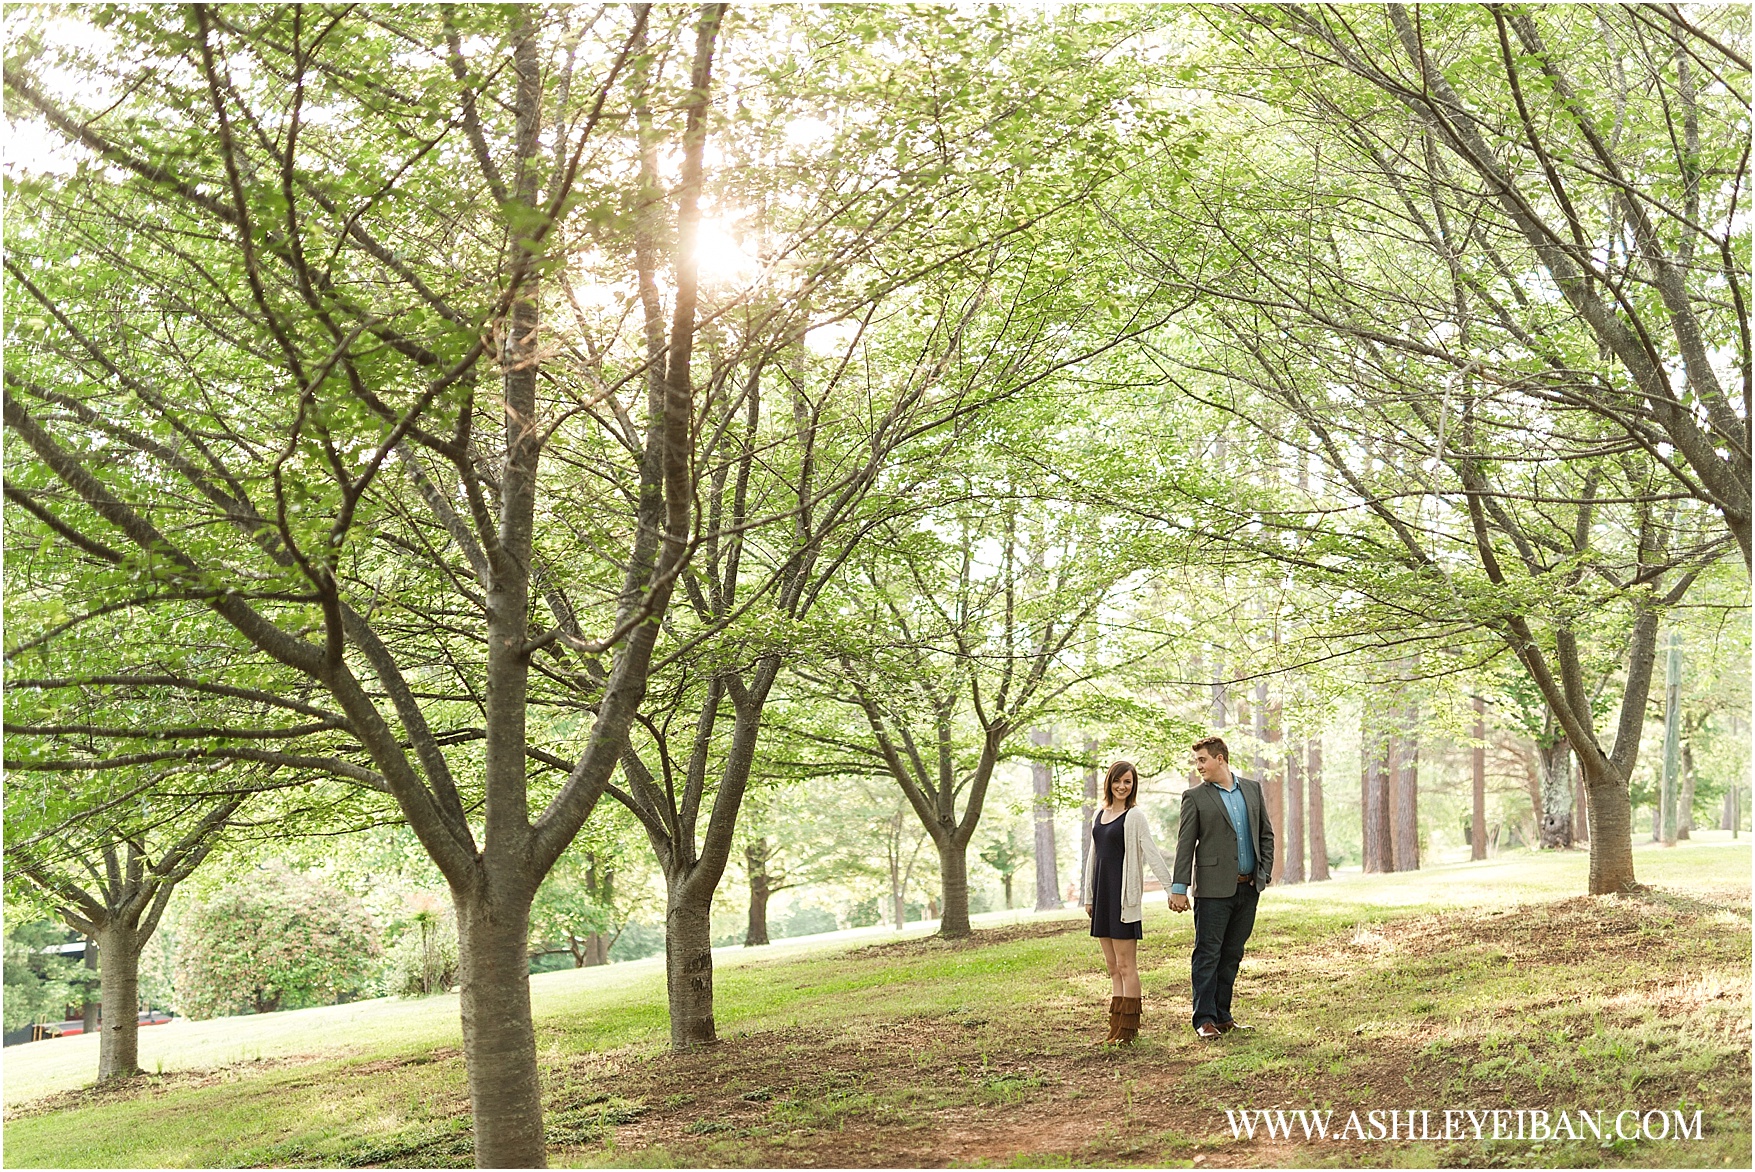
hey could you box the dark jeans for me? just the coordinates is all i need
[1190,882,1258,1027]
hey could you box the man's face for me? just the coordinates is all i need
[1192,748,1228,782]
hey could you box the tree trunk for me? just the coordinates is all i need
[1283,739,1305,884]
[1030,728,1062,911]
[585,856,614,964]
[663,886,717,1049]
[1361,728,1379,873]
[1306,737,1329,881]
[889,834,906,930]
[585,933,610,966]
[1393,714,1419,871]
[455,887,546,1168]
[1581,761,1639,894]
[1471,697,1488,861]
[1385,727,1404,869]
[95,925,141,1081]
[1537,736,1574,849]
[1677,742,1694,839]
[1210,650,1227,728]
[1002,875,1014,909]
[1362,710,1390,873]
[1079,743,1099,893]
[1661,632,1682,845]
[744,840,772,947]
[937,837,971,938]
[1263,684,1284,883]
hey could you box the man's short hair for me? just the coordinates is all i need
[1191,735,1230,761]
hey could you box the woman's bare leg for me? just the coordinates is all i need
[1113,938,1141,998]
[1099,937,1122,995]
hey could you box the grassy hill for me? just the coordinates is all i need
[4,836,1748,1168]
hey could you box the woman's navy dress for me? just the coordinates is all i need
[1089,812,1142,940]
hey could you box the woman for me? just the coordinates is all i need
[1083,760,1175,1044]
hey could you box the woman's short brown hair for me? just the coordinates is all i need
[1191,735,1230,761]
[1104,760,1139,808]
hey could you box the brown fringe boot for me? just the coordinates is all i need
[1115,996,1142,1043]
[1104,996,1126,1043]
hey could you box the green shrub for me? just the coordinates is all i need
[172,864,380,1019]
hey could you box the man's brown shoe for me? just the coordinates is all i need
[1195,1021,1222,1040]
[1217,1020,1252,1033]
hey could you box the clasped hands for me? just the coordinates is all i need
[1085,893,1191,914]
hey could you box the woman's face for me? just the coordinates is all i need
[1113,771,1135,801]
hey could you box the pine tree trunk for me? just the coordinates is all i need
[95,925,141,1081]
[1385,727,1404,868]
[1391,709,1420,872]
[1537,736,1575,849]
[1284,741,1304,883]
[455,888,546,1168]
[1361,735,1380,873]
[1030,728,1061,910]
[664,887,717,1049]
[937,838,971,938]
[1472,697,1488,860]
[1660,633,1681,845]
[1079,743,1099,894]
[890,845,906,930]
[1362,711,1390,873]
[1375,736,1394,867]
[1263,686,1284,883]
[1678,742,1695,839]
[1307,737,1329,881]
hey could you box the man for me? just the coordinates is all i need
[1170,735,1275,1039]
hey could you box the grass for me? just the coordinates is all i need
[3,834,1748,1168]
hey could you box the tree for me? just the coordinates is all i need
[978,829,1026,910]
[735,784,848,948]
[173,862,379,1018]
[1230,3,1751,565]
[4,796,239,1079]
[1107,3,1741,893]
[524,2,1161,1049]
[5,7,709,1161]
[802,488,1151,937]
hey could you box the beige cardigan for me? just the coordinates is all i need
[1081,805,1177,924]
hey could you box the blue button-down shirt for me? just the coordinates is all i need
[1172,771,1255,894]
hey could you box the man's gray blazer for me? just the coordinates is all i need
[1173,775,1276,898]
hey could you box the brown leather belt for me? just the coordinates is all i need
[1237,874,1254,886]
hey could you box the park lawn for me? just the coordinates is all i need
[3,837,1748,1169]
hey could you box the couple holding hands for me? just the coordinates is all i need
[1081,736,1275,1043]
